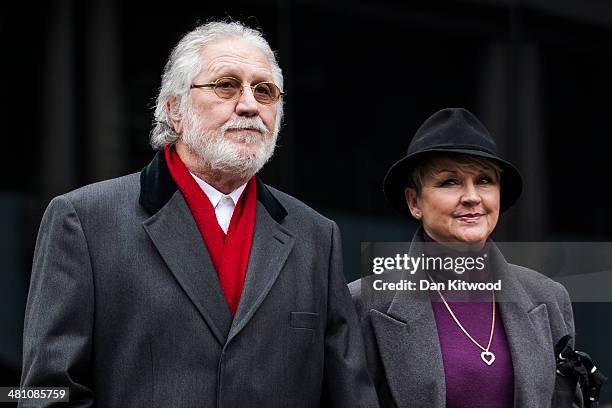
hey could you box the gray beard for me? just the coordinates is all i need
[181,113,277,182]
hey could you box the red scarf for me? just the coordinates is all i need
[164,146,257,316]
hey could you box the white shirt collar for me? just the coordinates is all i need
[190,173,247,208]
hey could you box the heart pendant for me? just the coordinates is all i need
[481,350,496,366]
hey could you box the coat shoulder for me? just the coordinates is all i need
[63,173,140,205]
[55,172,142,220]
[507,263,570,305]
[508,264,567,296]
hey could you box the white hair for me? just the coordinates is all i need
[150,20,284,149]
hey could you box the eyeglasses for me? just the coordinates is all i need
[190,77,285,105]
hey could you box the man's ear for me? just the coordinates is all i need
[167,97,183,134]
[404,187,422,220]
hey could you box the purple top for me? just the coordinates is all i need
[424,233,514,408]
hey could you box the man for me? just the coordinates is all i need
[21,21,378,407]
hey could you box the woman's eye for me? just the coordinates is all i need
[440,179,458,186]
[479,176,495,184]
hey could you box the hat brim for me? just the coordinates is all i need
[383,148,523,217]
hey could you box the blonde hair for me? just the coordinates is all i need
[409,153,502,196]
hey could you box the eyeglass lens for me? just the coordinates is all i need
[214,78,279,104]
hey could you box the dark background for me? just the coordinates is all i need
[2,0,612,404]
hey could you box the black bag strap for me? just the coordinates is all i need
[556,335,608,408]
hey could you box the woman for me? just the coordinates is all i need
[350,108,580,407]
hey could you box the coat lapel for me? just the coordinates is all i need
[492,246,556,407]
[228,201,295,343]
[368,232,556,408]
[142,190,232,346]
[138,154,293,347]
[370,237,446,408]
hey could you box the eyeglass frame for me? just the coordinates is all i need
[190,76,285,104]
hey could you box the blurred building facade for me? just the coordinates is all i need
[2,0,612,401]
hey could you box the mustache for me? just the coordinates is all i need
[220,117,268,134]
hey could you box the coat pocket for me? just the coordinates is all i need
[290,311,319,330]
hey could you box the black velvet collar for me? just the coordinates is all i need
[139,150,288,223]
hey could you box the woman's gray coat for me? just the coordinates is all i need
[350,232,581,408]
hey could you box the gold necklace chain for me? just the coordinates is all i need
[427,273,497,366]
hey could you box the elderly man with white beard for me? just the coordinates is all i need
[20,21,378,408]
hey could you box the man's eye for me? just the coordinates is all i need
[217,80,239,89]
[255,84,273,96]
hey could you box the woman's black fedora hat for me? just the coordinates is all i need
[383,107,523,216]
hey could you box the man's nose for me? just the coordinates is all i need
[235,86,259,118]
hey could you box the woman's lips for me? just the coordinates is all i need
[456,213,483,222]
